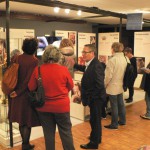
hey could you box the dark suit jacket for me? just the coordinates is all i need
[74,57,106,106]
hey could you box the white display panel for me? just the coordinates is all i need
[55,30,77,55]
[134,32,150,88]
[78,32,96,65]
[10,29,35,53]
[134,32,150,66]
[98,32,119,64]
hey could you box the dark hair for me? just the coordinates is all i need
[22,38,38,55]
[84,44,97,55]
[124,47,133,54]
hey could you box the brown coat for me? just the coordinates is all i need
[8,53,40,127]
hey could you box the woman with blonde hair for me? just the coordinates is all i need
[59,38,76,78]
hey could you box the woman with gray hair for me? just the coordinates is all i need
[28,45,75,150]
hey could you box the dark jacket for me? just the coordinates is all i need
[141,63,150,96]
[74,58,106,106]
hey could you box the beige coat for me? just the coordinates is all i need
[105,52,129,95]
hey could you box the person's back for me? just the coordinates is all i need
[28,45,75,150]
[124,47,137,103]
[105,52,127,95]
[104,42,127,130]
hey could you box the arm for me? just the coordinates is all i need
[93,63,105,99]
[104,60,114,88]
[28,67,38,91]
[74,63,86,72]
[65,68,74,91]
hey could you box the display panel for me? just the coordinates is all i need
[37,36,62,56]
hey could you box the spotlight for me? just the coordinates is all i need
[77,10,82,16]
[65,9,70,14]
[54,7,60,13]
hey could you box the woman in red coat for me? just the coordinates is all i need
[28,45,75,150]
[8,38,40,150]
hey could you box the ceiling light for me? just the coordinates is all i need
[65,9,70,14]
[135,9,150,14]
[54,7,60,13]
[77,10,82,16]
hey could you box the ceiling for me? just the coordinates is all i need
[0,0,150,25]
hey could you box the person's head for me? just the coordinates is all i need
[42,45,62,63]
[111,42,124,54]
[10,49,21,58]
[82,44,96,62]
[22,38,38,55]
[124,47,133,58]
[59,38,74,49]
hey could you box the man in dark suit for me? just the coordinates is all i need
[124,47,137,103]
[74,44,106,149]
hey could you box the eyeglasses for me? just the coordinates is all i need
[81,51,92,54]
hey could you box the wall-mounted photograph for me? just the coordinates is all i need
[71,81,81,104]
[136,57,145,74]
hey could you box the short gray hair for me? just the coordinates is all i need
[10,49,21,58]
[84,44,97,55]
[111,42,124,52]
[42,45,62,63]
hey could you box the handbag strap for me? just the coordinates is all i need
[38,65,41,79]
[37,65,43,86]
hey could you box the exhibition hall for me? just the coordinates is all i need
[0,0,150,150]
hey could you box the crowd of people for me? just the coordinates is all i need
[7,37,150,150]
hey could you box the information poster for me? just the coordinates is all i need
[10,29,34,53]
[134,32,150,66]
[134,32,150,87]
[55,30,77,55]
[78,32,96,65]
[98,32,119,64]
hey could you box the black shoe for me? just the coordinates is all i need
[80,142,98,149]
[87,136,101,144]
[126,99,133,103]
[118,121,126,126]
[22,144,35,150]
[104,124,118,130]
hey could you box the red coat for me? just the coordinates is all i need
[8,53,40,127]
[28,63,73,113]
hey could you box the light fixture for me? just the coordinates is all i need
[65,9,70,14]
[77,10,82,16]
[54,7,60,13]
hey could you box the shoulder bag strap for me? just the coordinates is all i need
[37,65,43,86]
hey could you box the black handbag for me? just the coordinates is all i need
[29,66,45,108]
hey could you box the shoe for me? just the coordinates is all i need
[126,99,133,103]
[87,136,101,144]
[104,124,118,130]
[80,142,98,149]
[125,98,129,101]
[118,121,126,126]
[22,144,35,150]
[140,114,150,120]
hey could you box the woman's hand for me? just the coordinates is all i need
[10,91,17,98]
